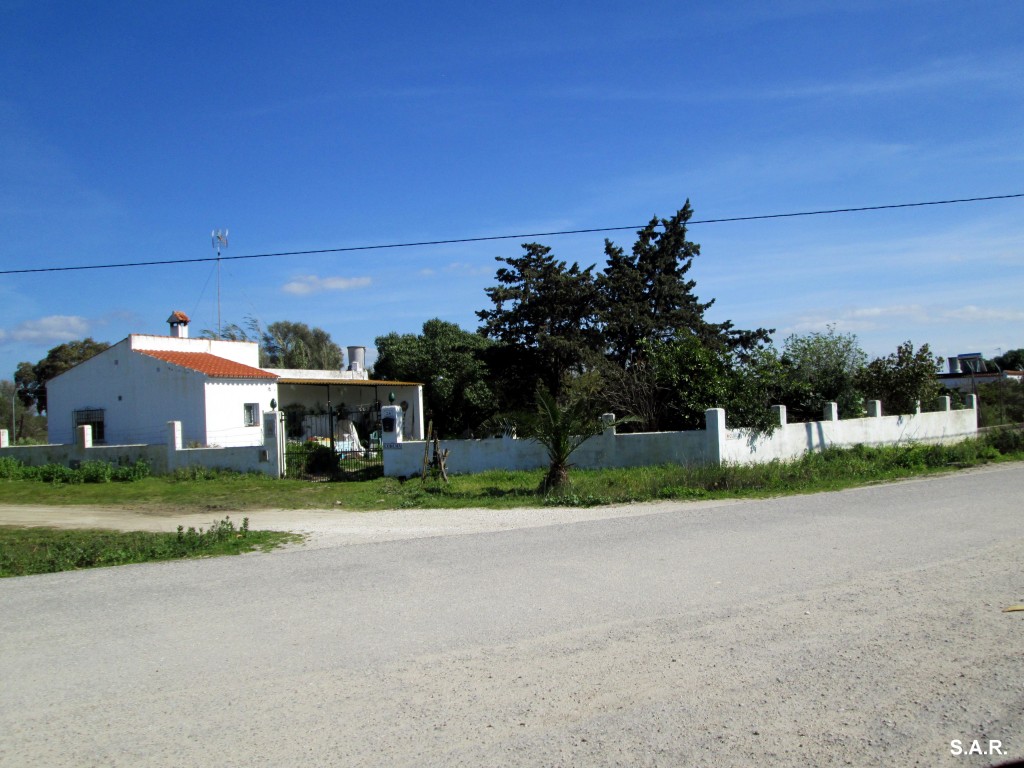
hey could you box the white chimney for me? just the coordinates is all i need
[167,311,190,339]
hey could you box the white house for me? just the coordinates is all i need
[46,312,424,449]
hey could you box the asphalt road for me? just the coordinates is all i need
[1,465,1022,767]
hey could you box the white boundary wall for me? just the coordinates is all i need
[719,397,977,465]
[382,397,978,477]
[0,415,284,478]
[0,398,978,480]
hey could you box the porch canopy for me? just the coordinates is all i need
[272,370,424,447]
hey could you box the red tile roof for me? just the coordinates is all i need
[139,350,278,379]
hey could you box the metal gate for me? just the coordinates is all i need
[283,404,383,481]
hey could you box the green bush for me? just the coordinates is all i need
[304,443,339,475]
[0,456,23,479]
[0,458,150,484]
[37,463,82,484]
[80,461,113,483]
[112,459,151,482]
[985,426,1024,455]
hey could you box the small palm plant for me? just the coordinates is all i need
[487,387,634,493]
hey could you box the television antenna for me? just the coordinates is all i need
[211,229,229,335]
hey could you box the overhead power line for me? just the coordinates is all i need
[2,193,1021,276]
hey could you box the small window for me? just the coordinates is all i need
[243,403,260,427]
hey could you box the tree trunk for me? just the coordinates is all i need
[541,462,571,493]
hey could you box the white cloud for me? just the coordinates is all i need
[282,275,372,296]
[780,302,1024,337]
[545,55,1020,105]
[941,305,1024,323]
[845,305,927,321]
[0,315,90,344]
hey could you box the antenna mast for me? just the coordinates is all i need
[211,229,229,335]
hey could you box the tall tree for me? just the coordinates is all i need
[0,380,46,443]
[598,201,772,366]
[992,348,1024,371]
[261,321,343,369]
[373,319,496,437]
[477,243,601,403]
[15,338,110,415]
[199,315,262,344]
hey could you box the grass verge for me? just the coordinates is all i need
[0,516,303,578]
[0,430,1021,513]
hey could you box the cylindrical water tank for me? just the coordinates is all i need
[347,346,366,372]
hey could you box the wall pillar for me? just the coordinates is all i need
[867,400,882,418]
[965,394,979,432]
[771,405,787,427]
[381,405,403,448]
[599,412,617,466]
[0,429,7,448]
[381,404,404,476]
[413,388,425,440]
[705,408,726,466]
[938,396,950,412]
[76,425,93,449]
[262,410,283,478]
[823,402,839,421]
[167,421,182,473]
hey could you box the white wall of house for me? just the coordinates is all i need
[268,368,369,381]
[47,338,272,447]
[129,334,260,366]
[203,380,277,447]
[48,338,206,445]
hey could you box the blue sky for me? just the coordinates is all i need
[2,0,1022,380]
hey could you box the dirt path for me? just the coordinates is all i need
[0,498,744,548]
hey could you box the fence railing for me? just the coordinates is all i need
[284,440,383,481]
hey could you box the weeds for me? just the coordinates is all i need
[170,466,247,481]
[0,516,300,577]
[985,425,1024,454]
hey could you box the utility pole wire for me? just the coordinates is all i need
[1,193,1021,276]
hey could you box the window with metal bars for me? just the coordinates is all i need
[73,409,105,443]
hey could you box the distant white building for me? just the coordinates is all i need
[938,353,1024,394]
[46,312,424,448]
